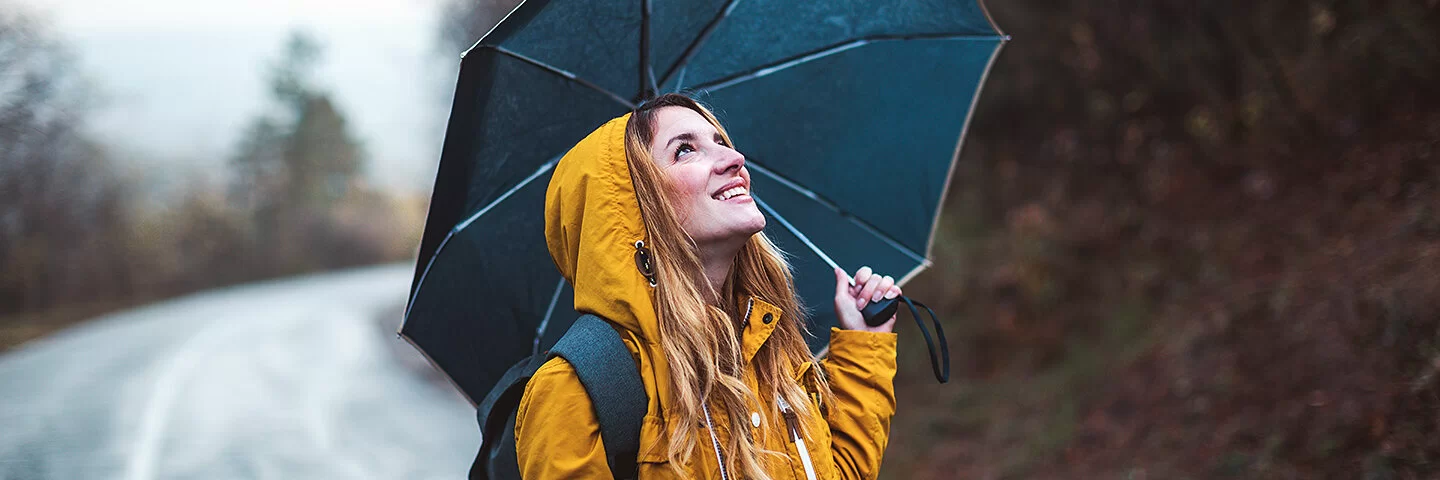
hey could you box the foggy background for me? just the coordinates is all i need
[3,0,1438,479]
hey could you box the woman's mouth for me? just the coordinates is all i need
[713,186,749,201]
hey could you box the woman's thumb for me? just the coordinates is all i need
[833,267,850,298]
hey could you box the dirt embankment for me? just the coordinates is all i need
[888,91,1440,480]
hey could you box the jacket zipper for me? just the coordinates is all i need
[777,396,819,480]
[703,403,730,480]
[742,298,755,327]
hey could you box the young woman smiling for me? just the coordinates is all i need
[519,93,902,480]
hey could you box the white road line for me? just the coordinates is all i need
[123,313,243,480]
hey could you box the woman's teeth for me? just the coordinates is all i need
[715,186,747,201]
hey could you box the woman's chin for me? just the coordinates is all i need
[690,210,766,245]
[716,220,766,245]
[740,213,766,236]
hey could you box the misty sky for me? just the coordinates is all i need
[15,0,460,193]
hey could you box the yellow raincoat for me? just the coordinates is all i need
[516,114,897,479]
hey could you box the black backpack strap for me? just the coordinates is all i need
[471,355,544,480]
[547,314,647,479]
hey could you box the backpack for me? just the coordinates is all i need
[469,314,648,480]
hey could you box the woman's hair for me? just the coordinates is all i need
[625,93,832,479]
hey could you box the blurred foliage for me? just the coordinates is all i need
[0,7,129,315]
[0,16,424,349]
[230,31,383,279]
[888,1,1440,479]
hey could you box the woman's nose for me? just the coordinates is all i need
[714,146,745,174]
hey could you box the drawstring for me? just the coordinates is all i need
[896,296,951,383]
[777,396,819,480]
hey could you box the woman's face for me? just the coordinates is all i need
[647,106,765,247]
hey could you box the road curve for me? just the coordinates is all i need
[0,264,477,480]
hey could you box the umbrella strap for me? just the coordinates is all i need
[897,296,950,383]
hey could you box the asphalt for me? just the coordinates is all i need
[0,264,478,479]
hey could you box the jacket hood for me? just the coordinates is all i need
[544,113,660,344]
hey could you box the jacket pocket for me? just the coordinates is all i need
[637,414,671,465]
[639,414,714,479]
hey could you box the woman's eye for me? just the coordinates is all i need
[675,143,696,159]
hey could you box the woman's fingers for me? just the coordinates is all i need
[856,270,884,309]
[834,266,902,333]
[852,266,873,293]
[843,266,904,309]
[873,276,895,302]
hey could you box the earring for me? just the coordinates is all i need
[634,240,657,287]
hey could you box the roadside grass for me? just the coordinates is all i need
[883,208,1166,479]
[885,296,1161,479]
[0,300,139,352]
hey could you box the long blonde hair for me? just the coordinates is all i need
[625,93,832,479]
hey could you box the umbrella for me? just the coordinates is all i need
[402,0,1008,404]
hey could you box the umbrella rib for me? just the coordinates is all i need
[753,195,842,273]
[656,0,743,90]
[459,0,530,59]
[402,156,561,322]
[638,0,656,99]
[489,45,638,110]
[693,33,1007,92]
[748,160,927,265]
[756,192,931,293]
[533,277,567,356]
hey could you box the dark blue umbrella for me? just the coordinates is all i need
[401,0,1007,404]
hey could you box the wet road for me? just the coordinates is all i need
[0,265,477,479]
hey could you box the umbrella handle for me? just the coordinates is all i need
[861,297,900,326]
[863,295,950,383]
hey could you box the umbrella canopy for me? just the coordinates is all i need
[402,0,1007,404]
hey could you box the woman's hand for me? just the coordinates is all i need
[833,266,900,333]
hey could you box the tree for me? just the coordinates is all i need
[232,31,365,212]
[285,96,363,207]
[228,30,371,276]
[0,7,131,314]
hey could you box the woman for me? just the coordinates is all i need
[519,93,901,479]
